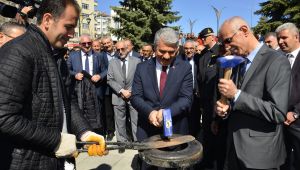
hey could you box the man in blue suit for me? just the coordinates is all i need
[67,34,107,134]
[131,27,193,141]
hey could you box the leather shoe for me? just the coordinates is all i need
[106,133,114,141]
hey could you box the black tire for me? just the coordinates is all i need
[139,134,203,168]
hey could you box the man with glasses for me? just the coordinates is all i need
[216,16,290,170]
[67,34,107,135]
[107,40,140,146]
[197,27,222,169]
[0,21,26,47]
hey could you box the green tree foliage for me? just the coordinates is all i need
[254,0,300,35]
[110,0,181,49]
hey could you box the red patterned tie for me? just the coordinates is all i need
[160,66,168,97]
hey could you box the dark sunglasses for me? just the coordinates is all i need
[223,32,237,44]
[80,42,92,46]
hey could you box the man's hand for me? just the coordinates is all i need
[91,74,101,83]
[120,89,131,99]
[215,100,230,118]
[54,133,78,158]
[156,109,163,127]
[218,79,238,99]
[284,112,297,126]
[75,73,84,80]
[15,6,33,24]
[149,110,160,127]
[81,131,107,156]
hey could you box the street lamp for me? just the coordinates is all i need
[188,18,197,34]
[78,13,93,37]
[211,6,225,36]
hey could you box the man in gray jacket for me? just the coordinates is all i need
[107,40,140,143]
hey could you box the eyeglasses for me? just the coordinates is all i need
[80,42,92,46]
[223,32,237,44]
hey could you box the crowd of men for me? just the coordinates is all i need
[0,0,300,170]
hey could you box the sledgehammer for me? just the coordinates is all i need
[217,55,245,104]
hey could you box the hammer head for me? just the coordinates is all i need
[217,55,245,68]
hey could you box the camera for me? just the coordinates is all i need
[9,0,43,18]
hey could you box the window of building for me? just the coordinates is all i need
[82,23,89,29]
[82,3,89,10]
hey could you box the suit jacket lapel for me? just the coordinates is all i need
[292,51,300,73]
[241,45,266,89]
[126,56,134,83]
[148,58,160,98]
[78,51,83,71]
[92,53,98,75]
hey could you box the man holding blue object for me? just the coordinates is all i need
[216,16,290,170]
[131,27,193,141]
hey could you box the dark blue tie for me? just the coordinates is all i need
[85,53,89,74]
[238,58,249,88]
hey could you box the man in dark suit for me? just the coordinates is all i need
[131,27,193,169]
[276,22,300,170]
[100,36,117,141]
[181,40,201,138]
[216,16,291,170]
[131,27,193,140]
[140,43,154,62]
[67,34,107,134]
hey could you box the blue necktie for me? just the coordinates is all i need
[85,53,89,74]
[238,58,249,88]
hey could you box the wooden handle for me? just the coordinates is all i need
[220,68,232,104]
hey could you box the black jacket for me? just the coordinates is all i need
[0,24,90,170]
[74,71,102,130]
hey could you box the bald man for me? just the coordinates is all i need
[216,16,290,170]
[0,21,26,47]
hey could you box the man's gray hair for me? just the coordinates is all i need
[275,23,299,36]
[184,40,197,47]
[0,21,26,35]
[154,27,179,47]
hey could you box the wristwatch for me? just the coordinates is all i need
[293,112,299,119]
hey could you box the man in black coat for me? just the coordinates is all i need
[197,27,223,169]
[276,22,300,170]
[0,0,106,169]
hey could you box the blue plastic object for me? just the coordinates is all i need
[217,55,245,68]
[163,109,173,138]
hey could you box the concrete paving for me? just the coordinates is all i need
[76,150,138,170]
[76,136,139,170]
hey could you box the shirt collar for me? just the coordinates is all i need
[289,47,300,58]
[246,42,263,63]
[155,59,169,70]
[81,50,92,56]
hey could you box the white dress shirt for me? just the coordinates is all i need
[81,50,94,74]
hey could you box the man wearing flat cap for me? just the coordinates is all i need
[197,27,226,170]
